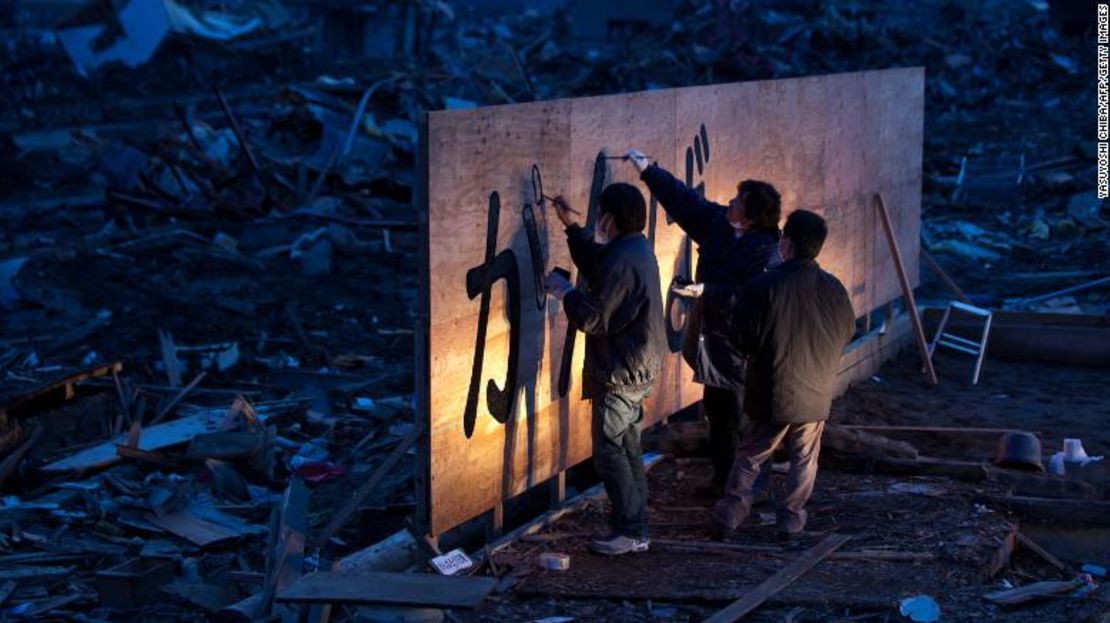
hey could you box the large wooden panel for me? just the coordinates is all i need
[421,68,924,535]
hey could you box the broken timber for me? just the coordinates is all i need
[275,571,496,609]
[875,192,937,386]
[982,495,1110,526]
[704,534,852,623]
[42,411,215,473]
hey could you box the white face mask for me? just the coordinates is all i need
[728,219,745,233]
[595,214,612,244]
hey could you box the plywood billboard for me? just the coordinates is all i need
[418,68,924,535]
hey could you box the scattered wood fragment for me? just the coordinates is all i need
[982,495,1110,526]
[1015,531,1068,572]
[655,539,935,562]
[839,425,1029,436]
[42,411,214,473]
[151,371,207,425]
[336,529,421,575]
[259,478,308,615]
[275,572,497,609]
[704,534,851,623]
[983,578,1083,606]
[312,422,423,547]
[989,469,1101,500]
[144,503,266,547]
[823,425,919,460]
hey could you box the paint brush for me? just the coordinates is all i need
[543,194,581,215]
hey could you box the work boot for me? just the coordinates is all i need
[589,534,650,556]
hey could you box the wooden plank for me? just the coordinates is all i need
[424,69,925,535]
[841,425,1030,435]
[1015,531,1069,572]
[875,192,937,386]
[42,412,216,473]
[983,579,1084,606]
[982,495,1110,526]
[144,504,266,547]
[655,539,934,562]
[704,534,851,623]
[258,478,309,616]
[275,572,496,608]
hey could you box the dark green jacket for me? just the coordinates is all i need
[736,258,856,423]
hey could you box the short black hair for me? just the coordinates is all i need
[599,183,647,233]
[738,180,781,233]
[783,209,828,259]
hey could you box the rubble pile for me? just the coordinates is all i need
[0,0,1104,619]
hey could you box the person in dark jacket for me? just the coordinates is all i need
[625,149,781,493]
[545,183,667,556]
[711,210,856,540]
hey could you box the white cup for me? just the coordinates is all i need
[1063,438,1088,463]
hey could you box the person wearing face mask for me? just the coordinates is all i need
[624,149,782,497]
[544,183,667,556]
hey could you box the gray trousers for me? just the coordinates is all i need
[712,420,825,534]
[592,387,651,538]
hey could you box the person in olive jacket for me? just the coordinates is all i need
[624,149,782,494]
[545,183,667,556]
[711,210,856,540]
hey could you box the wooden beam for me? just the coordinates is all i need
[259,478,309,615]
[150,371,207,425]
[704,534,851,623]
[983,578,1084,606]
[42,411,212,473]
[654,539,934,562]
[275,572,496,609]
[1015,531,1068,572]
[982,495,1110,526]
[840,425,1028,436]
[875,192,937,386]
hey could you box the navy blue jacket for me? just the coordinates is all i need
[641,164,780,389]
[563,225,667,399]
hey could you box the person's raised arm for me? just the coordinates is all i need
[626,149,724,246]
